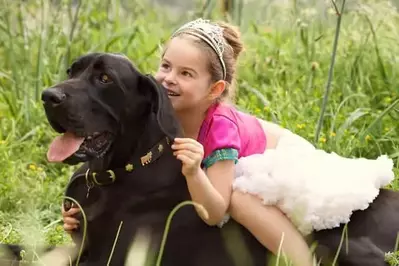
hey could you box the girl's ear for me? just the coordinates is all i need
[208,80,226,101]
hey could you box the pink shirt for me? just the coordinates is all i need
[197,102,267,163]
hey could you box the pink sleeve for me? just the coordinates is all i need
[203,115,241,159]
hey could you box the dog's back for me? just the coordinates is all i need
[311,189,399,266]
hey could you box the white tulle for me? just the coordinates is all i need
[229,132,395,235]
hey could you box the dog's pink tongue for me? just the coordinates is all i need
[47,132,85,162]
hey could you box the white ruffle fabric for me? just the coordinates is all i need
[229,132,395,235]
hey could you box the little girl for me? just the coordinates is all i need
[63,18,395,266]
[154,18,316,265]
[156,18,394,265]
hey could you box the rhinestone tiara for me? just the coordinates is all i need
[171,18,227,80]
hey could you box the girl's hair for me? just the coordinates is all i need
[169,20,244,102]
[210,21,244,102]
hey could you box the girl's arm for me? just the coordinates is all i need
[185,160,235,225]
[172,137,235,226]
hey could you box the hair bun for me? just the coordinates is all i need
[216,22,244,60]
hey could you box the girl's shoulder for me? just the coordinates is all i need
[199,102,241,145]
[204,102,247,125]
[205,102,262,134]
[199,102,266,168]
[210,101,239,116]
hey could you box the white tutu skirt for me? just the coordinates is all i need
[229,132,395,235]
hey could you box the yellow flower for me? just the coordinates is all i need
[29,164,37,171]
[384,97,392,104]
[365,135,371,141]
[255,108,261,114]
[296,123,306,129]
[319,137,327,143]
[330,132,336,137]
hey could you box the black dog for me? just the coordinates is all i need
[40,52,269,266]
[1,52,398,266]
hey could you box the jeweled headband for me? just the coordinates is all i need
[171,18,227,80]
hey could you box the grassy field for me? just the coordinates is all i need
[0,0,398,264]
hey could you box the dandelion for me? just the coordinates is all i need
[330,132,336,137]
[29,164,37,171]
[311,61,319,71]
[319,137,327,143]
[296,124,306,129]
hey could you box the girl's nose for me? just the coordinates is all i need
[164,71,177,85]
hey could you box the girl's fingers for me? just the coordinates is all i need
[174,150,203,164]
[174,138,203,147]
[172,142,203,154]
[172,140,199,149]
[63,217,80,226]
[62,207,81,217]
[176,154,195,166]
[63,223,78,231]
[173,149,197,159]
[174,137,195,143]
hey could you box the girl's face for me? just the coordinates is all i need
[154,36,216,113]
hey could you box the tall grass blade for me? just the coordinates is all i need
[64,0,83,73]
[314,0,346,143]
[360,98,399,140]
[363,15,389,86]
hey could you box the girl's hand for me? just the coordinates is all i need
[172,138,204,178]
[61,204,80,234]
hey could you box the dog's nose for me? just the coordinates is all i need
[41,87,67,104]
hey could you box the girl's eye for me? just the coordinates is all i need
[99,73,112,84]
[182,71,192,77]
[160,63,170,70]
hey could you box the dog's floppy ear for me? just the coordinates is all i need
[140,74,183,140]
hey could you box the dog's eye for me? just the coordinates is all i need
[99,73,112,84]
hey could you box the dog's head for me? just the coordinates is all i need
[42,52,180,166]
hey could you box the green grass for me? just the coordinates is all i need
[0,0,398,264]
